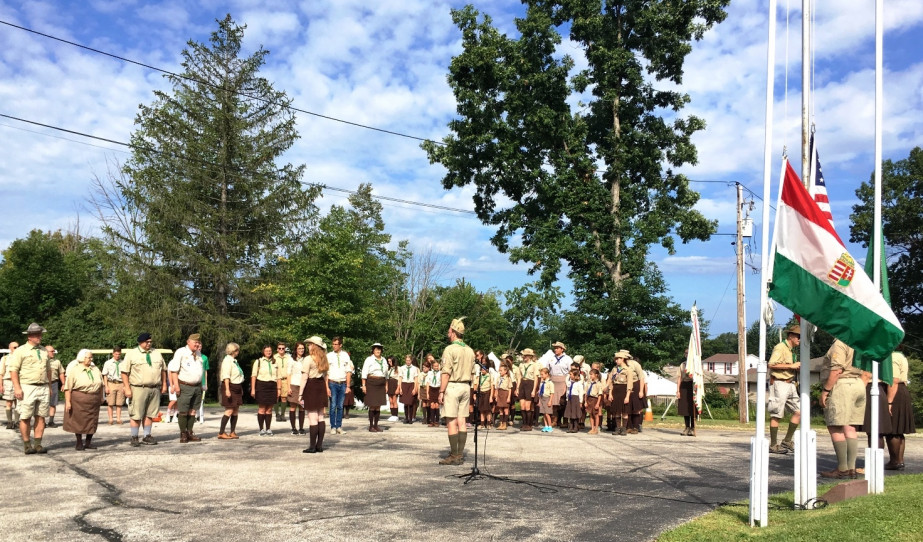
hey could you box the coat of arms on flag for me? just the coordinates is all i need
[827,253,856,287]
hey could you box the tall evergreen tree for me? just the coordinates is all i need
[119,15,318,349]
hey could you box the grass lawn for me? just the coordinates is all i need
[657,474,923,541]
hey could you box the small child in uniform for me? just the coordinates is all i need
[564,368,585,433]
[538,367,555,433]
[585,368,604,434]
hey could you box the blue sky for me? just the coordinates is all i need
[0,0,921,339]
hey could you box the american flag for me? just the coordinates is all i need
[809,133,834,227]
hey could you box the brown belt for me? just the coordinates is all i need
[133,383,160,388]
[179,380,201,387]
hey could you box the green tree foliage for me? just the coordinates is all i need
[416,279,510,357]
[850,147,923,354]
[119,15,318,352]
[503,281,561,354]
[258,184,405,351]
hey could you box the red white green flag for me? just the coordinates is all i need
[768,160,903,369]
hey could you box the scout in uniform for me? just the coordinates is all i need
[546,341,572,428]
[1,341,20,430]
[273,342,293,422]
[417,360,431,426]
[361,343,388,432]
[386,356,401,422]
[218,342,244,439]
[102,346,126,425]
[585,368,604,435]
[45,346,64,428]
[168,333,205,442]
[288,342,306,435]
[820,339,866,478]
[564,368,585,433]
[426,360,442,427]
[537,367,555,433]
[252,345,279,436]
[397,355,420,424]
[607,353,633,435]
[676,357,697,436]
[121,332,167,447]
[516,348,540,431]
[437,317,476,465]
[300,336,330,453]
[8,323,52,454]
[63,348,104,450]
[494,364,514,430]
[767,325,801,454]
[474,363,494,428]
[623,351,646,434]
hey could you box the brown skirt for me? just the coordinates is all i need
[630,381,644,414]
[496,389,511,408]
[889,382,916,435]
[302,377,328,411]
[400,382,416,405]
[63,389,102,435]
[677,380,695,417]
[538,395,555,414]
[863,382,892,434]
[254,379,277,406]
[428,385,440,403]
[365,376,386,408]
[387,378,399,395]
[477,390,492,413]
[343,387,355,407]
[564,396,582,419]
[287,384,301,405]
[610,383,628,417]
[220,382,244,409]
[518,379,535,399]
[586,395,599,413]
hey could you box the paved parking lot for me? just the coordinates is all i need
[1,410,919,541]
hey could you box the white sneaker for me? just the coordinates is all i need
[259,429,266,436]
[388,416,398,422]
[265,430,274,436]
[336,427,343,434]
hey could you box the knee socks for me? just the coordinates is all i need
[230,414,238,433]
[298,410,305,430]
[289,410,296,430]
[317,421,325,448]
[220,415,229,434]
[391,407,398,417]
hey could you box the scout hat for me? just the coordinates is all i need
[22,322,46,335]
[188,333,201,341]
[520,348,536,357]
[306,336,327,350]
[371,342,384,350]
[573,355,585,364]
[551,341,566,350]
[450,317,466,335]
[614,349,632,360]
[785,324,801,336]
[137,332,152,343]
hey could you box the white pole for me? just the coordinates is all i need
[867,0,885,494]
[795,0,817,509]
[751,0,777,527]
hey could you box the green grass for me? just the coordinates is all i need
[651,414,829,431]
[657,474,923,541]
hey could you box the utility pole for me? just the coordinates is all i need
[736,183,748,424]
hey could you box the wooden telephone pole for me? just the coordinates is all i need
[737,184,749,423]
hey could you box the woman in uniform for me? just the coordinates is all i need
[608,353,633,436]
[218,342,244,439]
[251,345,279,436]
[386,356,400,422]
[288,342,306,435]
[398,354,419,424]
[301,336,330,453]
[676,359,697,436]
[63,349,104,450]
[361,343,387,432]
[885,347,916,469]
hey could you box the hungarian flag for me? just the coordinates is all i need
[768,160,903,372]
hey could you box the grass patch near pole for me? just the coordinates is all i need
[657,473,923,541]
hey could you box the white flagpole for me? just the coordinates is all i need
[795,0,818,510]
[866,0,885,495]
[751,0,777,526]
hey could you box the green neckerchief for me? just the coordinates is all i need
[335,351,341,368]
[452,340,466,347]
[787,341,799,363]
[233,359,243,376]
[262,357,273,378]
[373,356,384,375]
[34,345,43,361]
[479,373,489,389]
[85,367,94,382]
[406,365,412,379]
[429,370,440,386]
[139,347,151,366]
[521,362,532,379]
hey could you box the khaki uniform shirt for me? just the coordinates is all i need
[892,352,909,383]
[102,358,123,382]
[65,364,103,393]
[1,354,12,379]
[273,353,293,381]
[302,356,326,379]
[626,360,645,387]
[220,355,245,385]
[49,359,64,383]
[538,379,555,397]
[122,347,166,386]
[496,375,513,391]
[609,365,633,388]
[516,361,539,382]
[252,358,278,382]
[768,340,798,380]
[823,340,862,380]
[586,380,603,398]
[168,345,204,384]
[441,341,475,383]
[8,343,50,384]
[474,373,492,392]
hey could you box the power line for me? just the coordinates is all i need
[0,18,446,147]
[0,112,476,215]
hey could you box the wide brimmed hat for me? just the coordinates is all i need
[785,324,801,336]
[306,336,327,350]
[450,317,466,335]
[551,341,566,350]
[22,322,46,335]
[614,349,632,360]
[371,342,384,350]
[520,348,536,357]
[573,355,585,364]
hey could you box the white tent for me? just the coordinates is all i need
[645,371,677,396]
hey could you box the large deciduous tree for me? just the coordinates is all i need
[118,15,317,349]
[850,146,923,353]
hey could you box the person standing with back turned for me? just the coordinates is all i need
[437,317,476,466]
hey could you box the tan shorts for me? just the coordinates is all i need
[129,386,161,421]
[17,383,50,419]
[106,384,126,407]
[440,382,470,419]
[767,380,800,418]
[2,378,14,401]
[825,377,866,427]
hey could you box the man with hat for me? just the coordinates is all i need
[819,339,866,478]
[1,341,20,430]
[438,317,476,465]
[121,332,167,447]
[45,345,65,428]
[546,341,572,427]
[516,348,540,430]
[767,324,802,454]
[8,323,52,453]
[168,333,206,442]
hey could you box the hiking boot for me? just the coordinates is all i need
[681,427,690,436]
[820,469,851,479]
[187,431,201,442]
[768,444,788,454]
[439,453,461,465]
[780,440,795,452]
[141,435,158,445]
[34,445,47,454]
[179,431,189,443]
[129,436,141,447]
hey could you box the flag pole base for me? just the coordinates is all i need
[794,429,817,509]
[749,436,769,527]
[865,447,884,494]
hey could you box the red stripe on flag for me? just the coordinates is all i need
[779,161,845,246]
[814,194,830,204]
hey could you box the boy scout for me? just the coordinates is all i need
[122,332,167,447]
[8,323,52,454]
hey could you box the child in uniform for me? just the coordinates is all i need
[538,368,555,433]
[585,368,604,434]
[495,364,514,430]
[474,364,494,428]
[564,368,585,433]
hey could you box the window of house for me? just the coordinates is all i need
[707,362,715,372]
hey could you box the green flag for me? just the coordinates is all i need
[855,231,894,384]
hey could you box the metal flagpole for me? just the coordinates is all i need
[750,0,777,526]
[794,0,818,509]
[866,0,886,494]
